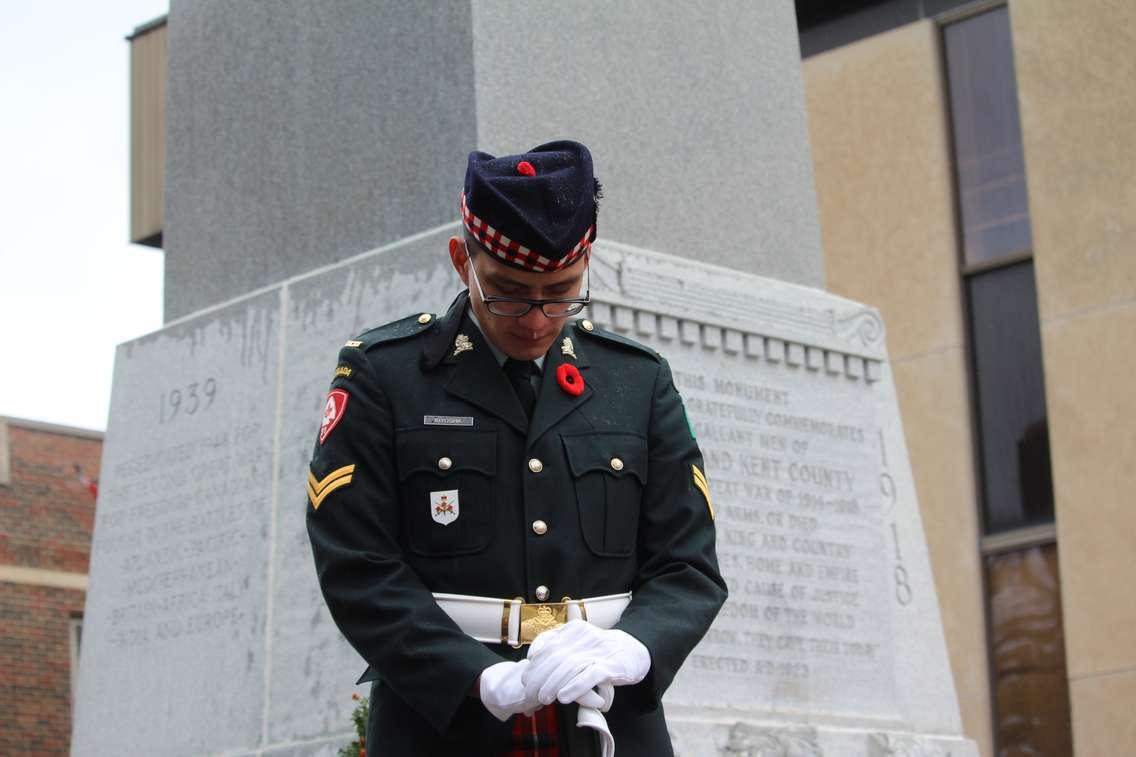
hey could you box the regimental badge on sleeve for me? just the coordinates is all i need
[430,490,460,525]
[692,464,714,520]
[319,389,349,444]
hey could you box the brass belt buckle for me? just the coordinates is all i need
[519,602,568,645]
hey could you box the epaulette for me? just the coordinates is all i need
[342,312,436,352]
[573,318,660,362]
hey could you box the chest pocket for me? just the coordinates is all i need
[562,431,647,558]
[396,428,497,556]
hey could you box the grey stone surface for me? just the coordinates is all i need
[470,0,825,287]
[267,227,458,742]
[164,0,476,321]
[75,231,973,755]
[163,2,824,321]
[72,292,280,756]
[585,243,968,750]
[258,735,353,757]
[670,720,976,757]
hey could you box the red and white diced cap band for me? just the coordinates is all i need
[461,192,592,273]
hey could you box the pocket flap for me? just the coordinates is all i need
[561,432,647,484]
[396,428,497,481]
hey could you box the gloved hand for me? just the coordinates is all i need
[480,658,613,721]
[522,620,651,708]
[478,660,541,721]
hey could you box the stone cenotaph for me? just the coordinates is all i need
[73,3,977,756]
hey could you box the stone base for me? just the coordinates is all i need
[668,717,979,757]
[74,230,972,754]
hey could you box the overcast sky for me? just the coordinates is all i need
[1,2,169,431]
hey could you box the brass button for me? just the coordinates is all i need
[532,520,548,535]
[581,319,594,332]
[535,585,550,601]
[437,456,452,471]
[417,313,432,324]
[610,457,624,471]
[528,458,544,474]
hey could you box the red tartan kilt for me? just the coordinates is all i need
[505,704,561,756]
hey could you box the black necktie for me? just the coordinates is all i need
[503,359,539,419]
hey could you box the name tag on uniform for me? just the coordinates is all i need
[424,415,474,427]
[430,490,460,525]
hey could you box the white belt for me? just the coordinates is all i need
[433,591,632,757]
[432,591,631,646]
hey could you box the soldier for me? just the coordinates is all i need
[307,140,726,756]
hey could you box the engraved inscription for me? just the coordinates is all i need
[672,362,896,714]
[96,421,268,648]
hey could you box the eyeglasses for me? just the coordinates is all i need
[466,256,591,318]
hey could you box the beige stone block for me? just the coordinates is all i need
[1041,302,1136,677]
[1069,669,1136,756]
[892,348,992,757]
[1010,0,1136,319]
[805,22,964,361]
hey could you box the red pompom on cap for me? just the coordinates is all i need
[556,363,585,396]
[516,160,537,177]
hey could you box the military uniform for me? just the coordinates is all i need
[306,140,726,756]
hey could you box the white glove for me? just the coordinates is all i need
[478,660,541,721]
[523,620,651,707]
[480,658,612,721]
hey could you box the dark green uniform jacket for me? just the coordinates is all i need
[307,291,726,756]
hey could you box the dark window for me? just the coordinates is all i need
[967,261,1053,533]
[943,8,1071,755]
[796,0,976,58]
[70,614,83,709]
[986,544,1073,756]
[944,7,1032,266]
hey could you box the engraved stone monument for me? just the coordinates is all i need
[74,2,977,755]
[586,243,975,756]
[74,232,976,756]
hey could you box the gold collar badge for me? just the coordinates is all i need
[561,337,577,360]
[453,333,474,356]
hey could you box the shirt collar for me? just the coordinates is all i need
[467,306,545,371]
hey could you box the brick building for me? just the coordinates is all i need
[0,417,102,755]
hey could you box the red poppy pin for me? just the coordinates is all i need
[556,363,585,396]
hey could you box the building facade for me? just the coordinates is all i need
[0,418,101,755]
[803,1,1135,754]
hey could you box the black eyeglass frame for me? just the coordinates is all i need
[466,248,591,318]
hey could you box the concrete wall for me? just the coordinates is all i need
[164,0,478,321]
[163,1,825,321]
[804,21,993,757]
[470,0,825,286]
[1010,2,1136,753]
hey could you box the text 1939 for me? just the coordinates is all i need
[159,378,218,423]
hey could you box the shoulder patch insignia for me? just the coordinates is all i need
[692,464,714,520]
[334,364,353,379]
[681,399,696,440]
[308,464,355,510]
[319,389,349,444]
